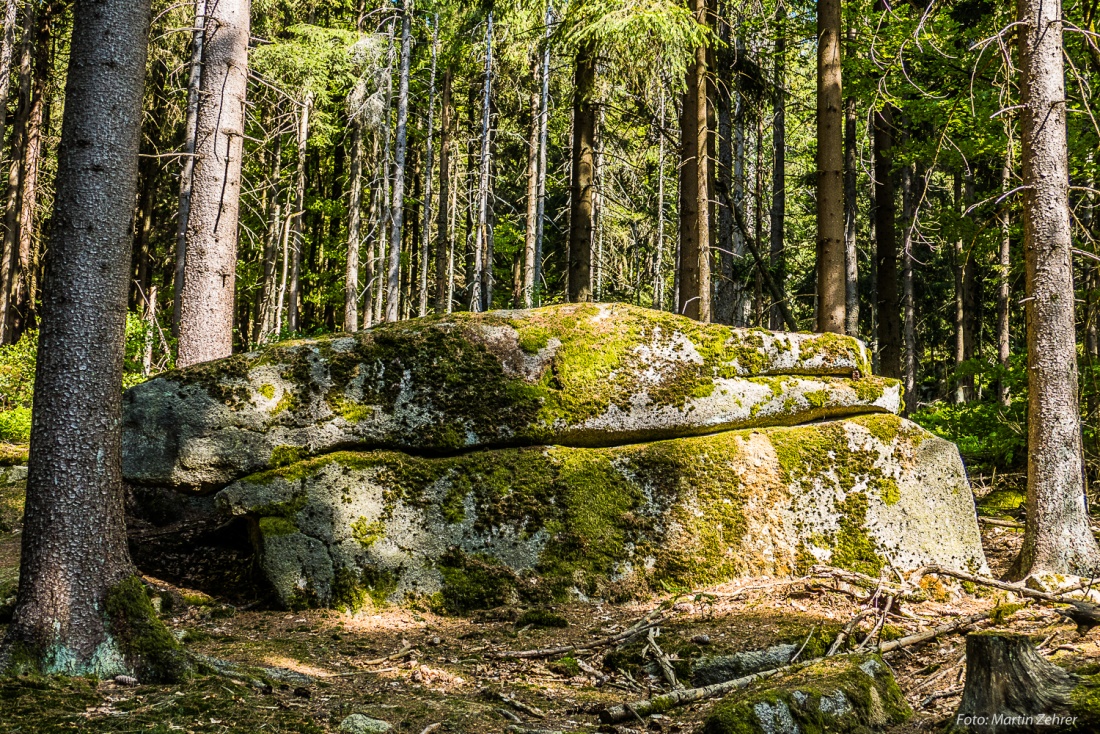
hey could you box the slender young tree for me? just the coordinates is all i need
[171,0,206,336]
[418,14,438,317]
[386,0,412,322]
[435,66,452,313]
[873,104,900,379]
[534,0,551,306]
[471,12,493,311]
[177,0,249,367]
[345,116,364,331]
[769,0,786,330]
[523,50,539,308]
[287,91,313,333]
[567,39,595,303]
[0,0,187,679]
[997,123,1013,407]
[816,0,845,333]
[842,22,858,337]
[1013,0,1100,577]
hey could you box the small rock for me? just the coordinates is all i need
[292,686,311,699]
[691,634,711,645]
[338,714,393,734]
[427,635,442,646]
[113,675,138,687]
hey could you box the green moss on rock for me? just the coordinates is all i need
[702,653,911,734]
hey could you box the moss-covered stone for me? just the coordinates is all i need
[122,304,895,493]
[702,653,911,734]
[209,415,984,610]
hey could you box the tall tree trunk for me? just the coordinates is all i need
[843,23,859,337]
[176,0,249,367]
[997,124,1013,406]
[375,29,394,326]
[816,0,845,333]
[655,87,667,311]
[471,13,493,312]
[286,91,312,334]
[567,40,595,303]
[534,0,551,306]
[0,4,33,343]
[256,131,284,343]
[901,163,917,413]
[523,61,539,307]
[12,3,55,336]
[714,18,734,324]
[1013,0,1100,577]
[418,14,437,317]
[873,105,901,379]
[171,0,206,337]
[435,67,452,313]
[0,0,19,343]
[954,172,976,402]
[678,0,711,322]
[344,121,363,331]
[0,0,186,680]
[386,1,411,322]
[769,1,786,330]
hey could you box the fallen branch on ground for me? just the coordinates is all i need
[494,617,667,659]
[911,564,1093,603]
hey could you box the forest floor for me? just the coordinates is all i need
[1,476,1098,733]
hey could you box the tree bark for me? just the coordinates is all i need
[0,0,186,680]
[816,0,845,333]
[567,40,595,303]
[655,87,667,311]
[954,172,976,402]
[386,1,411,322]
[255,130,283,343]
[677,0,711,322]
[769,2,786,330]
[176,0,248,367]
[471,13,494,312]
[0,0,20,343]
[997,125,1013,406]
[523,63,539,308]
[534,0,551,306]
[1013,0,1100,577]
[435,67,452,313]
[901,163,917,413]
[873,105,900,379]
[286,91,312,334]
[843,33,859,337]
[344,121,363,331]
[418,14,437,317]
[954,633,1075,732]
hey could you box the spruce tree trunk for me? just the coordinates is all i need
[256,131,283,343]
[901,163,917,413]
[0,5,33,343]
[534,1,551,306]
[816,0,845,333]
[1014,0,1100,577]
[286,91,312,334]
[176,0,248,367]
[13,3,55,335]
[171,0,206,337]
[419,15,437,317]
[955,172,976,402]
[344,121,363,331]
[435,67,452,313]
[769,2,786,330]
[678,0,711,322]
[843,43,859,337]
[655,88,667,311]
[523,71,539,307]
[1,0,185,680]
[567,40,595,303]
[998,125,1013,406]
[471,14,494,312]
[0,0,20,343]
[386,1,411,322]
[873,105,901,379]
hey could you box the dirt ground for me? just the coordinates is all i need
[1,477,1097,734]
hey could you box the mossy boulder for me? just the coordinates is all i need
[121,304,895,493]
[702,653,911,734]
[203,414,983,610]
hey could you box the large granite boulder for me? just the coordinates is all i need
[122,303,895,492]
[122,304,984,610]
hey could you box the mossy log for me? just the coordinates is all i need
[953,633,1077,733]
[121,303,896,492]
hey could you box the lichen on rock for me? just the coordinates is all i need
[211,415,984,611]
[701,653,912,734]
[122,303,893,493]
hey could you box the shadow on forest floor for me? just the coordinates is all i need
[0,475,1097,734]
